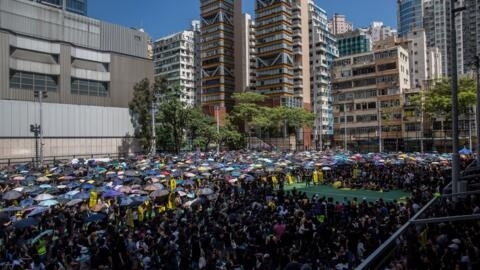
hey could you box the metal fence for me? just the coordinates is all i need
[0,152,140,167]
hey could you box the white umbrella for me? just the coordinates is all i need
[322,167,331,171]
[39,199,59,206]
[34,193,55,201]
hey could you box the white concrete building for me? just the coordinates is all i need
[153,29,198,107]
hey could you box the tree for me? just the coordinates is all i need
[156,85,190,153]
[128,78,154,153]
[420,77,476,118]
[229,92,266,131]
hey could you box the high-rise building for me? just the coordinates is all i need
[309,1,338,149]
[153,29,198,107]
[191,20,203,106]
[254,0,310,109]
[0,0,153,160]
[336,28,372,57]
[368,21,397,43]
[234,13,254,93]
[419,0,464,76]
[328,13,353,35]
[200,0,243,118]
[462,0,480,72]
[31,0,87,15]
[397,0,424,37]
[331,42,410,152]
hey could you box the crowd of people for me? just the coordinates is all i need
[0,151,477,270]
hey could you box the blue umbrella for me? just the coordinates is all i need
[27,207,49,217]
[82,183,94,190]
[73,192,90,200]
[84,213,106,223]
[66,182,80,189]
[459,147,472,155]
[102,190,123,198]
[13,217,39,229]
[20,198,34,208]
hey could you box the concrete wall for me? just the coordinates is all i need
[0,100,140,159]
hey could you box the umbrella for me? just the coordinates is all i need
[3,190,23,200]
[0,206,23,212]
[459,147,472,155]
[34,194,55,201]
[144,184,160,191]
[84,213,106,223]
[102,190,123,198]
[184,172,196,178]
[27,207,49,217]
[150,189,169,198]
[39,184,52,189]
[30,229,54,244]
[119,197,134,206]
[72,192,90,200]
[322,166,331,171]
[65,199,84,207]
[198,187,214,195]
[13,217,38,229]
[36,176,50,182]
[39,199,59,207]
[124,170,139,177]
[116,186,132,193]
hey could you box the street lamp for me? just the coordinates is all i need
[215,106,220,153]
[377,100,383,153]
[30,124,41,168]
[34,90,47,168]
[450,0,466,194]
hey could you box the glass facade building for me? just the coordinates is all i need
[397,0,423,37]
[32,0,87,15]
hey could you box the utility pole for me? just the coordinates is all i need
[450,0,466,194]
[151,99,156,156]
[343,103,347,151]
[34,90,47,168]
[30,124,40,168]
[215,106,220,153]
[475,55,480,162]
[378,100,383,153]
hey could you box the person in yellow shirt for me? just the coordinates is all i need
[313,169,319,185]
[169,178,177,190]
[286,172,294,185]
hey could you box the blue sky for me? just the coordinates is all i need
[88,0,397,40]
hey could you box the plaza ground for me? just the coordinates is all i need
[284,183,410,203]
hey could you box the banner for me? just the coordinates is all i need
[89,191,97,208]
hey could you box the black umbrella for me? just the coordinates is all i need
[150,189,169,198]
[13,217,39,229]
[84,213,106,223]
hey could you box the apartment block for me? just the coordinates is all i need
[328,13,353,35]
[153,29,198,107]
[309,1,338,149]
[331,44,410,152]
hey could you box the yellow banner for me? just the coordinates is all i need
[89,191,97,208]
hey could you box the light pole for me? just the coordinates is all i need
[475,55,480,162]
[151,99,156,156]
[215,106,220,153]
[34,90,47,168]
[377,100,383,153]
[450,0,466,195]
[343,103,347,151]
[30,124,40,168]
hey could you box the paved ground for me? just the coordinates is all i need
[283,183,410,203]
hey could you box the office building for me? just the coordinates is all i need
[31,0,87,15]
[153,28,198,107]
[336,28,372,57]
[328,13,353,35]
[462,0,480,72]
[0,0,153,160]
[200,0,243,119]
[397,0,424,37]
[331,43,410,152]
[420,0,464,76]
[309,1,338,149]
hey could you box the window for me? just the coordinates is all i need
[9,70,58,92]
[71,78,108,97]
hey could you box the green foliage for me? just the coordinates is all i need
[128,78,154,152]
[420,77,477,118]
